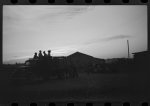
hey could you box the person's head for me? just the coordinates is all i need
[39,50,42,53]
[43,51,46,54]
[48,50,51,53]
[35,52,37,55]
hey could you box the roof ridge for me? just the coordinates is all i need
[68,51,93,58]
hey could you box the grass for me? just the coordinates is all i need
[0,71,150,103]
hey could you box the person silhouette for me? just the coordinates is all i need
[33,52,38,59]
[48,50,52,60]
[48,50,51,56]
[43,51,48,57]
[38,50,43,59]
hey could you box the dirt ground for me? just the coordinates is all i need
[0,71,150,103]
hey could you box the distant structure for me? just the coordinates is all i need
[18,49,79,80]
[67,51,105,71]
[127,40,130,58]
[132,51,150,63]
[132,50,150,71]
[30,50,105,70]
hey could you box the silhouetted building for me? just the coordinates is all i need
[67,52,105,72]
[132,51,150,71]
[133,51,150,63]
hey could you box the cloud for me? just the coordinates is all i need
[3,6,95,31]
[62,6,95,19]
[36,6,95,23]
[10,55,31,60]
[83,35,132,45]
[103,35,132,41]
[51,46,78,56]
[4,6,94,20]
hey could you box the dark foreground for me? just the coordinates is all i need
[0,72,150,103]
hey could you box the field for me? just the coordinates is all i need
[0,71,150,103]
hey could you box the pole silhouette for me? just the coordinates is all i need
[127,40,130,58]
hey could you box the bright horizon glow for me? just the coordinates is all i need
[3,5,147,64]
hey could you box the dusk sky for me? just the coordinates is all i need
[3,5,147,63]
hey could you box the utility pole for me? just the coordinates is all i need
[127,40,130,58]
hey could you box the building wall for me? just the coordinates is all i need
[133,52,150,71]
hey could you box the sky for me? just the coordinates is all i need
[3,5,147,63]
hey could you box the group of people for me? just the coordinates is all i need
[33,50,52,60]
